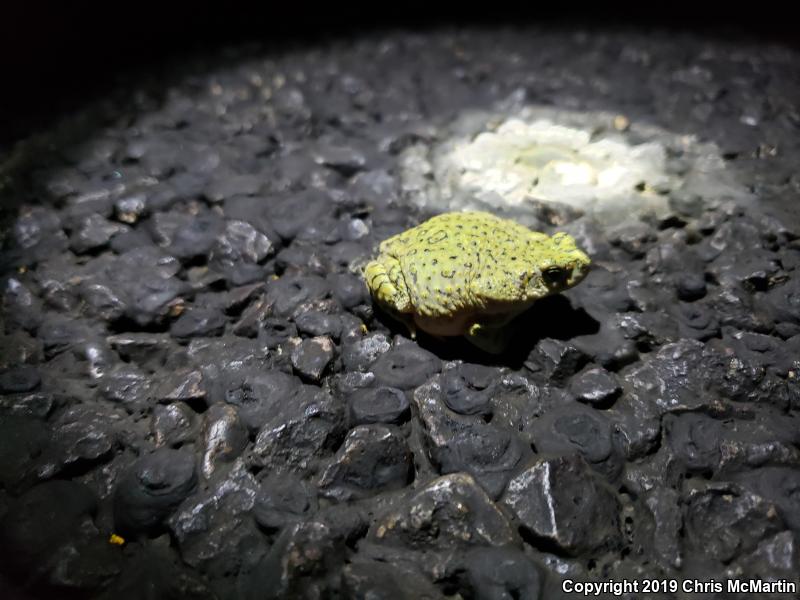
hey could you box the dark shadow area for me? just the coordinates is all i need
[0,574,38,600]
[2,5,797,151]
[374,294,600,368]
[512,294,601,343]
[517,525,574,559]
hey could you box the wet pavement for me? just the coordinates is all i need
[1,27,799,600]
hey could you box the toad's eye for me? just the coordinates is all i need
[542,266,568,286]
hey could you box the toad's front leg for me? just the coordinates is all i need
[364,255,413,312]
[466,321,513,354]
[364,256,417,338]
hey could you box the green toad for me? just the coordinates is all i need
[364,211,591,352]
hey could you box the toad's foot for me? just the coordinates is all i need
[466,322,514,354]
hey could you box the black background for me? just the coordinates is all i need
[1,4,796,149]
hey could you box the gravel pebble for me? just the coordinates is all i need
[347,386,410,426]
[502,454,621,555]
[317,424,411,501]
[371,343,442,389]
[289,336,335,382]
[113,448,198,536]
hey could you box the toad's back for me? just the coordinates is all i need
[380,211,549,318]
